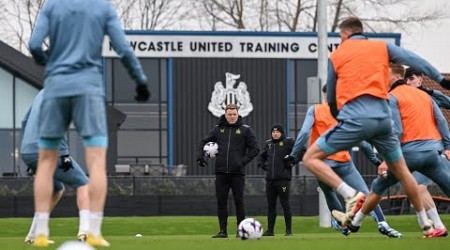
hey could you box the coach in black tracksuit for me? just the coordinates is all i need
[258,124,303,236]
[197,104,259,238]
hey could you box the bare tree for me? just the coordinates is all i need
[328,0,448,33]
[193,0,246,29]
[0,0,45,53]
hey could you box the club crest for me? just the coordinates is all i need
[208,72,253,117]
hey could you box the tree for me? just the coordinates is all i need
[0,0,45,53]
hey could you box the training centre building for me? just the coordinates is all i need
[5,31,446,217]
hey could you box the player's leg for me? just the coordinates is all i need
[54,157,90,241]
[277,180,292,236]
[231,174,246,237]
[33,97,71,246]
[304,119,369,217]
[72,95,110,247]
[214,174,231,237]
[337,161,402,237]
[263,180,276,236]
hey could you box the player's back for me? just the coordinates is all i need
[45,0,111,73]
[33,0,118,98]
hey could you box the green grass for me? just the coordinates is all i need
[0,215,448,249]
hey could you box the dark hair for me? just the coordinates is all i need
[225,104,239,112]
[389,63,405,78]
[339,17,364,34]
[322,84,327,94]
[404,67,423,79]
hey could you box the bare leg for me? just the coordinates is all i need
[419,185,445,229]
[33,149,58,237]
[303,143,343,189]
[85,147,107,237]
[76,184,90,235]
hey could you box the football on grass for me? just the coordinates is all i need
[203,142,219,158]
[238,218,263,240]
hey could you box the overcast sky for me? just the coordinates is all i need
[400,0,450,72]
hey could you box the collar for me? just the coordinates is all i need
[348,33,368,40]
[389,79,407,92]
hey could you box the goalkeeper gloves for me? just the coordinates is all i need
[135,84,150,102]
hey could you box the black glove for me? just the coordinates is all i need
[135,84,150,102]
[59,155,74,172]
[283,155,295,168]
[374,159,382,167]
[418,86,433,95]
[440,78,450,89]
[197,158,207,167]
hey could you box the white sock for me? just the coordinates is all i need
[416,209,429,229]
[34,212,50,237]
[89,212,104,237]
[426,208,445,229]
[336,182,356,200]
[79,210,90,233]
[26,214,38,238]
[352,210,366,227]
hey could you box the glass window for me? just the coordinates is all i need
[114,103,162,129]
[15,78,39,128]
[117,131,160,157]
[0,68,13,128]
[111,59,162,103]
[0,130,14,176]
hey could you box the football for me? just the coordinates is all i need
[203,142,219,158]
[238,218,263,240]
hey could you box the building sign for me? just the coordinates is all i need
[208,72,253,117]
[102,34,397,59]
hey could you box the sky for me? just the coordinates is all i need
[400,0,450,72]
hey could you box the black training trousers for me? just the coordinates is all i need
[265,179,292,232]
[215,173,245,232]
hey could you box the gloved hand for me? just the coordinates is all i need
[374,159,382,167]
[135,84,150,102]
[59,155,74,172]
[440,78,450,89]
[197,158,207,167]
[418,86,433,95]
[283,155,295,168]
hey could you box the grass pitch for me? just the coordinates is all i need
[0,215,448,249]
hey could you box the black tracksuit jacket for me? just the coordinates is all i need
[197,115,260,175]
[257,135,302,180]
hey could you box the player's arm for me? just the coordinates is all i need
[243,126,260,166]
[358,141,382,166]
[432,100,450,150]
[257,142,269,171]
[290,106,315,158]
[105,4,147,85]
[28,2,51,65]
[387,43,448,88]
[431,90,450,109]
[388,94,403,140]
[326,60,338,118]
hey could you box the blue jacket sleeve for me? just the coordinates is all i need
[105,4,147,85]
[431,90,450,109]
[28,2,51,65]
[387,43,444,83]
[358,141,381,166]
[432,100,450,150]
[326,59,338,118]
[388,94,403,141]
[290,106,315,157]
